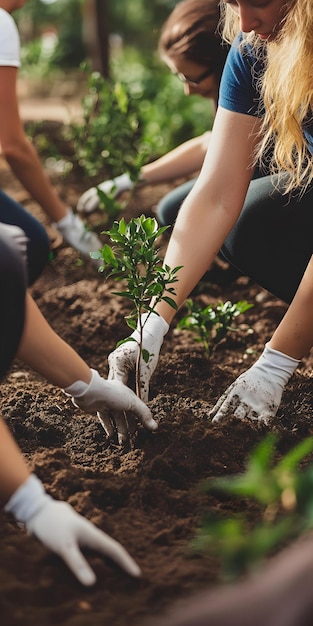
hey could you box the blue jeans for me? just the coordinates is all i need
[0,190,50,285]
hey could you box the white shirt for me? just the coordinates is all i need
[0,7,21,68]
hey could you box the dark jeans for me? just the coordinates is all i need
[0,190,50,285]
[157,173,313,304]
[0,232,26,379]
[222,175,313,304]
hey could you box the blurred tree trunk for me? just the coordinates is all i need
[82,0,109,77]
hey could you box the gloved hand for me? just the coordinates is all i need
[0,222,29,265]
[77,173,134,214]
[210,343,300,425]
[64,367,158,444]
[107,312,169,442]
[53,209,103,267]
[5,474,141,586]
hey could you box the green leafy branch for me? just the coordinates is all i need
[92,215,181,398]
[192,434,313,581]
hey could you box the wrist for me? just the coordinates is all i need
[257,342,300,385]
[63,369,93,397]
[64,368,99,400]
[138,311,169,338]
[265,342,300,369]
[4,474,51,524]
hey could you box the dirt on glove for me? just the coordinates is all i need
[0,150,312,626]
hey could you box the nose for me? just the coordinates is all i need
[238,6,261,33]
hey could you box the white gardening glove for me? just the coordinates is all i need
[64,367,158,444]
[107,312,169,442]
[53,209,102,267]
[4,474,141,586]
[77,173,134,214]
[0,222,29,265]
[210,343,300,425]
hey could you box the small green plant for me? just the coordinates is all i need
[177,299,253,358]
[94,187,125,226]
[192,434,313,581]
[92,215,182,398]
[63,70,150,181]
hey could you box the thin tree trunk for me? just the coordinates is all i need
[82,0,109,77]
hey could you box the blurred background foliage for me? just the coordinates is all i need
[16,0,213,162]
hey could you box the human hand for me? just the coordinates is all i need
[77,173,134,214]
[68,368,158,444]
[107,312,169,442]
[5,475,141,586]
[210,343,300,425]
[0,222,29,265]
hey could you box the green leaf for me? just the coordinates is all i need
[142,348,150,363]
[276,436,313,473]
[100,244,117,266]
[116,337,137,348]
[162,296,178,309]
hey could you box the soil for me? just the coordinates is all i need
[0,113,312,626]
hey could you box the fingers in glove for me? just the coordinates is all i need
[110,410,130,446]
[113,410,144,444]
[209,384,238,423]
[78,522,141,579]
[97,412,115,439]
[108,350,133,386]
[60,540,97,586]
[77,189,99,214]
[233,402,250,421]
[255,409,272,425]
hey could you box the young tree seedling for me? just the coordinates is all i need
[92,215,181,398]
[177,298,253,358]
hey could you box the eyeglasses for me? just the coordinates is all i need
[175,67,214,88]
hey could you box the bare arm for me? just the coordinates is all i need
[0,418,30,505]
[0,66,67,223]
[270,255,313,359]
[154,107,261,322]
[16,292,91,387]
[142,132,211,183]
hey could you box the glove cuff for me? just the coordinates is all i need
[261,342,300,383]
[69,369,103,411]
[4,474,51,524]
[137,312,169,339]
[63,370,93,397]
[99,173,133,192]
[53,208,73,229]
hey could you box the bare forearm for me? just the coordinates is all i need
[16,293,91,387]
[6,138,67,222]
[0,418,30,505]
[155,184,241,323]
[142,133,210,184]
[270,255,313,359]
[154,109,259,324]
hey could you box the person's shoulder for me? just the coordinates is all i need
[231,32,266,67]
[0,8,21,66]
[0,7,18,30]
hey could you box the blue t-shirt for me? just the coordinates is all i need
[219,33,313,154]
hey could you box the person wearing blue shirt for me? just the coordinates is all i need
[106,0,313,437]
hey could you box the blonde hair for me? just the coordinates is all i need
[221,0,313,194]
